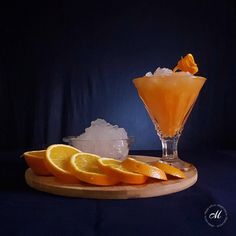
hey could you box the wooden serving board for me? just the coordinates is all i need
[25,155,197,199]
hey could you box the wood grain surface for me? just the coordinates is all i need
[25,155,198,199]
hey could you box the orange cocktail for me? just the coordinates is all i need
[133,72,206,138]
[133,54,206,169]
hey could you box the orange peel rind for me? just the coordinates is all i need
[23,150,52,176]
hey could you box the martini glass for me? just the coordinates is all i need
[133,71,206,170]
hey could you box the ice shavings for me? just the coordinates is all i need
[145,67,173,77]
[70,119,129,160]
[154,67,173,76]
[145,72,153,77]
[145,67,195,78]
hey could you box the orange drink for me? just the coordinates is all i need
[133,72,206,137]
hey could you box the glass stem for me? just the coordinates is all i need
[161,136,179,161]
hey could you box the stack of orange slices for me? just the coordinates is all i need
[23,144,185,186]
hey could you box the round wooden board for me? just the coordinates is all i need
[25,155,198,199]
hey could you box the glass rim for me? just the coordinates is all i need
[133,74,207,81]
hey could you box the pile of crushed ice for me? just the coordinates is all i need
[69,119,129,160]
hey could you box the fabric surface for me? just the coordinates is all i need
[0,150,235,235]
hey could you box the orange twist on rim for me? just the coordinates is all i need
[173,53,198,74]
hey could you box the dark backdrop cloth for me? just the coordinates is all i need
[0,1,236,150]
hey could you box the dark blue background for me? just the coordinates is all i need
[0,1,235,150]
[0,3,236,235]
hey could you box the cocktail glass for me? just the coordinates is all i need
[133,71,206,170]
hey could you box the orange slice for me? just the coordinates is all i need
[69,153,119,186]
[152,161,186,179]
[23,150,52,176]
[121,157,167,180]
[44,144,81,183]
[173,53,198,74]
[98,158,147,184]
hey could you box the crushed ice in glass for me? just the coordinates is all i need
[154,67,173,76]
[145,67,194,78]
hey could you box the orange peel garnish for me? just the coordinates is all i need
[173,53,198,74]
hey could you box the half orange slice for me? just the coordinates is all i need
[152,161,186,179]
[122,157,167,180]
[23,150,52,176]
[98,158,147,184]
[69,153,120,186]
[44,144,81,183]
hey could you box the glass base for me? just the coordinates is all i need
[159,135,193,171]
[161,157,193,171]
